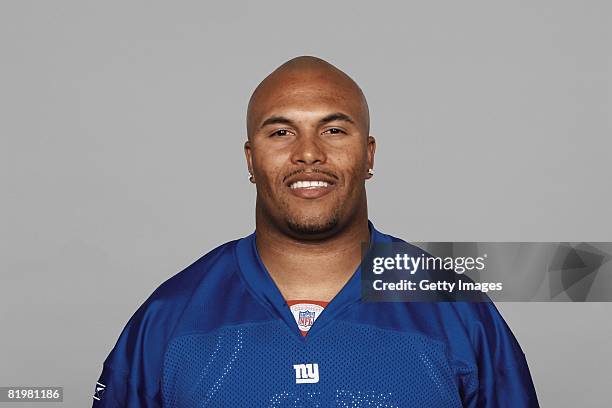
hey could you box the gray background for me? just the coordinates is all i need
[1,1,610,406]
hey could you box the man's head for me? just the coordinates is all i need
[245,56,375,239]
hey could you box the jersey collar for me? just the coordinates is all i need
[235,220,392,340]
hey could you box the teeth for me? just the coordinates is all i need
[290,180,330,189]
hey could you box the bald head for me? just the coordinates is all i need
[247,56,370,139]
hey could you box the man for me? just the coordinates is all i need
[92,56,539,407]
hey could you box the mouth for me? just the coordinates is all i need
[286,179,336,199]
[289,180,330,189]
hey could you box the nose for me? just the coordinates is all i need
[290,133,327,166]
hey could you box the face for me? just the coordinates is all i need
[245,70,375,238]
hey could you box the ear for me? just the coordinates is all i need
[244,139,254,176]
[366,135,376,178]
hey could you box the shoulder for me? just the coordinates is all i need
[368,228,517,356]
[102,238,241,368]
[93,239,243,405]
[144,239,239,308]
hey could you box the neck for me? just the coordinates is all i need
[255,213,370,303]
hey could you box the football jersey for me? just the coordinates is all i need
[92,221,539,407]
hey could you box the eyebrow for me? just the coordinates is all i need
[259,115,296,129]
[319,112,355,125]
[259,112,356,129]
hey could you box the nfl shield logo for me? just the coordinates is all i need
[298,310,315,328]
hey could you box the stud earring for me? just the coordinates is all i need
[368,168,374,176]
[248,172,255,183]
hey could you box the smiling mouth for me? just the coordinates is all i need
[289,180,330,189]
[287,179,335,199]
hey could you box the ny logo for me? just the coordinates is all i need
[293,363,319,384]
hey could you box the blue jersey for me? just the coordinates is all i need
[92,222,539,407]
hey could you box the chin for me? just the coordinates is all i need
[286,214,339,236]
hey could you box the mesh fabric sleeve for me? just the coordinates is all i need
[462,302,540,408]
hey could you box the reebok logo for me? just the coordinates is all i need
[293,363,319,384]
[93,382,106,401]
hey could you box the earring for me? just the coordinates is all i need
[368,168,374,176]
[248,172,255,183]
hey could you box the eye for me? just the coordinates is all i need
[322,128,346,135]
[270,129,293,137]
